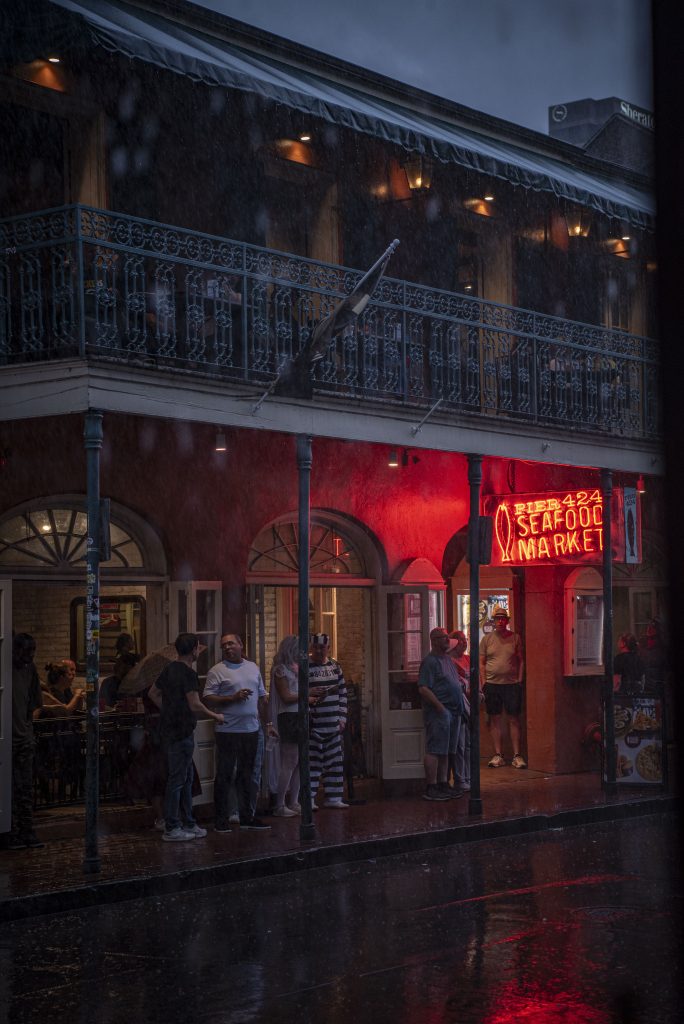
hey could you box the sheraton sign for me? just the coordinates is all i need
[483,488,635,567]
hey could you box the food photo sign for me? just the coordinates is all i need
[609,697,663,785]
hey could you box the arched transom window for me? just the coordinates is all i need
[249,520,364,576]
[0,508,144,570]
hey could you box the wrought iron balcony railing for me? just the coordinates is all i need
[0,205,660,441]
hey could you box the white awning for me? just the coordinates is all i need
[50,0,655,229]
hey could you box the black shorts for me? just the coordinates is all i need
[483,682,522,717]
[277,711,301,744]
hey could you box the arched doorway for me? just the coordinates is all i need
[0,495,167,674]
[246,511,382,774]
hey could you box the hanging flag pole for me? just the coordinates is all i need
[251,239,400,409]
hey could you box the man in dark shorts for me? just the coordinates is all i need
[149,632,224,842]
[418,627,466,801]
[479,607,526,769]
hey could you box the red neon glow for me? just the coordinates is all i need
[485,489,619,566]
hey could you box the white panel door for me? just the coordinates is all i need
[379,586,444,779]
[0,579,12,833]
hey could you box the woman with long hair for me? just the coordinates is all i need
[44,662,85,714]
[269,634,300,817]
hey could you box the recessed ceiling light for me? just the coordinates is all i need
[484,194,494,202]
[48,56,61,63]
[621,235,631,241]
[299,133,311,142]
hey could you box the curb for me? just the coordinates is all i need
[1,794,677,923]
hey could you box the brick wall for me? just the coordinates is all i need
[12,582,147,683]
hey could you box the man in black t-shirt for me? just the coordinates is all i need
[149,633,224,842]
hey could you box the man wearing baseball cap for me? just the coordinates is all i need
[479,606,526,769]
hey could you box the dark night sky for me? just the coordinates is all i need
[196,0,653,134]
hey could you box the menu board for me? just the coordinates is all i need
[608,697,663,785]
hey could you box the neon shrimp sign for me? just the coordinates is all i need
[485,489,611,566]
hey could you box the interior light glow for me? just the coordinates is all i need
[48,56,61,63]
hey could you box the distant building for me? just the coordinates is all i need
[549,97,654,176]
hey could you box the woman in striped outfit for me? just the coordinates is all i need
[308,633,348,808]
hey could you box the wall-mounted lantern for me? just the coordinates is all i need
[403,154,433,192]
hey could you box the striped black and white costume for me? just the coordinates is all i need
[308,658,347,801]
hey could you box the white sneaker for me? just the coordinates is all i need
[273,805,297,817]
[511,754,527,769]
[183,824,208,837]
[488,754,505,768]
[287,803,302,814]
[162,826,196,842]
[228,812,240,824]
[323,799,349,808]
[153,818,166,831]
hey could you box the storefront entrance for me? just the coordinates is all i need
[246,513,380,774]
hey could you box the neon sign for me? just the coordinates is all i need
[484,489,620,566]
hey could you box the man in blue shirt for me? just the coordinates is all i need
[418,627,465,802]
[203,634,273,832]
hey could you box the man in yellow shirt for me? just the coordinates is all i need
[479,607,526,769]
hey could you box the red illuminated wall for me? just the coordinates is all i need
[1,412,654,773]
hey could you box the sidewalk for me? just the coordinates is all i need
[1,768,676,922]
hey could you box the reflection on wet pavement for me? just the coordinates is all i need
[1,813,680,1023]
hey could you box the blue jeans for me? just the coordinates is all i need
[215,730,260,825]
[164,734,196,832]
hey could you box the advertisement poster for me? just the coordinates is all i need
[608,697,663,785]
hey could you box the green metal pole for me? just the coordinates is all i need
[297,435,315,842]
[468,454,483,816]
[602,467,617,791]
[83,410,103,873]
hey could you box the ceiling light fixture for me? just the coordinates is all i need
[48,56,61,63]
[483,193,494,202]
[299,133,311,142]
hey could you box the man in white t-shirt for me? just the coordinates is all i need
[203,634,274,832]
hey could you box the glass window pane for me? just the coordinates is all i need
[52,509,75,533]
[109,524,129,546]
[30,510,52,535]
[195,589,216,633]
[0,516,30,544]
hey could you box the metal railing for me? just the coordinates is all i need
[0,205,660,440]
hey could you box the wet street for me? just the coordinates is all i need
[1,812,681,1024]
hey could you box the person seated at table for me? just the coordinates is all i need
[100,652,138,708]
[115,633,139,659]
[43,662,85,714]
[58,658,79,687]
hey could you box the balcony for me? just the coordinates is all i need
[0,205,660,442]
